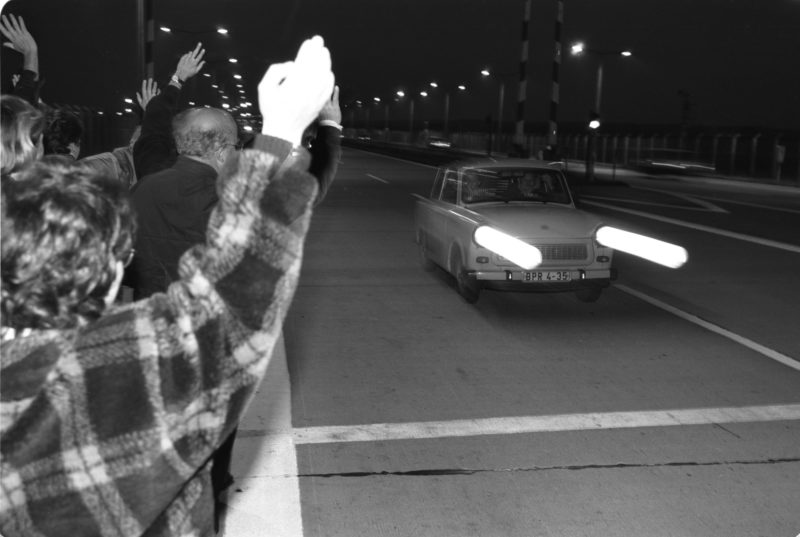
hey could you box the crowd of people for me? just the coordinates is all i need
[1,12,341,537]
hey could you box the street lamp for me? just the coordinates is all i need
[571,41,632,180]
[481,68,507,156]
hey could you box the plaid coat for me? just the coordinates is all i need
[0,135,317,537]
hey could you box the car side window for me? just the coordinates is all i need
[441,170,458,203]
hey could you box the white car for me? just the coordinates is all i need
[415,158,617,303]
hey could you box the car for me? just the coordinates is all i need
[634,148,715,174]
[414,158,617,303]
[426,136,452,149]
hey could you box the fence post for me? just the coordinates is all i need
[729,133,740,175]
[749,133,761,177]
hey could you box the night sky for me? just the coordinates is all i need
[1,0,798,131]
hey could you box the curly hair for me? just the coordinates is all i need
[1,95,45,178]
[43,108,83,157]
[1,160,136,330]
[172,107,237,159]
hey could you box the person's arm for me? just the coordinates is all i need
[140,36,334,449]
[132,44,206,181]
[1,14,42,104]
[308,85,342,205]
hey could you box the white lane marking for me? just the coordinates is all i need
[291,403,800,445]
[224,334,303,536]
[347,146,438,169]
[366,173,389,184]
[695,195,800,215]
[582,194,724,213]
[636,188,728,212]
[617,284,800,371]
[582,200,800,254]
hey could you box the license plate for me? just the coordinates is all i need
[523,271,571,282]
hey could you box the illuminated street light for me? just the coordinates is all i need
[396,90,405,98]
[373,96,381,103]
[123,98,133,104]
[159,26,171,33]
[430,82,438,88]
[571,40,633,181]
[228,58,238,63]
[211,84,218,88]
[457,85,466,91]
[216,27,229,35]
[233,74,242,80]
[480,69,490,77]
[420,91,428,97]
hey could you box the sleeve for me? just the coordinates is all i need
[12,70,43,105]
[308,125,342,205]
[132,84,181,180]
[141,134,318,463]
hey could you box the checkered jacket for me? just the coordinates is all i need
[0,135,317,537]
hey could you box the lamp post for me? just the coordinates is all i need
[570,42,632,181]
[481,69,509,156]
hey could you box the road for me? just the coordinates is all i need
[223,147,800,537]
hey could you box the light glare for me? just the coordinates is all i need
[474,226,542,270]
[596,226,688,268]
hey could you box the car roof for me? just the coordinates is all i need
[444,158,563,172]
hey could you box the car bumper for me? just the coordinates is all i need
[467,268,616,292]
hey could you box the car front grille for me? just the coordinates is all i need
[535,243,588,261]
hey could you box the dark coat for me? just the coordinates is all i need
[127,156,218,299]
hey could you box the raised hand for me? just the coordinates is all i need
[319,85,341,124]
[258,36,334,146]
[174,42,206,82]
[136,79,160,110]
[0,14,39,74]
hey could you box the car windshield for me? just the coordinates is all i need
[460,168,571,205]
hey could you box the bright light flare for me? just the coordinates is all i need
[474,226,541,270]
[596,226,687,268]
[480,69,490,77]
[217,27,229,35]
[571,42,584,55]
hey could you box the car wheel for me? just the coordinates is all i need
[451,249,480,303]
[575,287,602,303]
[417,232,436,272]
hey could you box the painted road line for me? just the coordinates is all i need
[348,146,438,169]
[224,335,303,537]
[291,403,800,445]
[616,284,800,371]
[366,173,389,184]
[581,199,800,254]
[582,194,725,213]
[695,195,800,215]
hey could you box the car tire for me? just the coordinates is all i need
[451,249,480,303]
[417,232,436,272]
[575,287,602,303]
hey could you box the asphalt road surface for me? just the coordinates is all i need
[223,147,800,537]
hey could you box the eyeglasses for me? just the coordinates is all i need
[121,249,135,268]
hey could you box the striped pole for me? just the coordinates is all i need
[145,0,154,79]
[547,0,564,152]
[515,0,532,142]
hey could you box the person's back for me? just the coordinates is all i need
[128,107,238,299]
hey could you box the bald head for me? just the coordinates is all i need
[172,107,238,161]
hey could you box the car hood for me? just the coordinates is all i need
[468,204,603,238]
